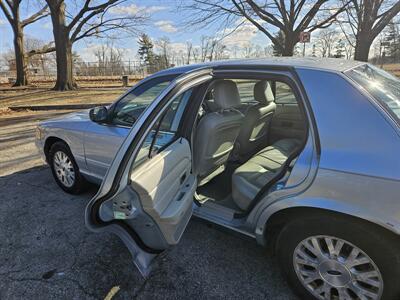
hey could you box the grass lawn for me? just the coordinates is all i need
[0,86,129,110]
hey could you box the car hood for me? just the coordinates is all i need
[39,110,91,126]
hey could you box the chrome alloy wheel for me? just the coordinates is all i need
[293,235,383,300]
[53,151,75,188]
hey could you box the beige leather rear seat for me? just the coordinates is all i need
[232,139,301,210]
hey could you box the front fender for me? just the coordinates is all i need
[42,126,86,169]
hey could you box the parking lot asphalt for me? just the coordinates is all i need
[0,165,298,299]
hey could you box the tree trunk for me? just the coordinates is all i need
[12,24,28,86]
[49,1,77,91]
[354,36,373,62]
[281,32,296,56]
[281,46,294,56]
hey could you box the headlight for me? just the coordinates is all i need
[35,126,44,140]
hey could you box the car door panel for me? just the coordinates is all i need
[129,137,195,245]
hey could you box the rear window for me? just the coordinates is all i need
[275,82,297,104]
[346,64,400,124]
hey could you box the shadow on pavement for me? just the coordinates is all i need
[0,167,297,300]
[0,110,73,176]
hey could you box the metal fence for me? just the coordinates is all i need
[0,59,181,84]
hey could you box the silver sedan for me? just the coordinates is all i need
[36,58,400,300]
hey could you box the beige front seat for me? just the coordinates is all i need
[194,80,244,185]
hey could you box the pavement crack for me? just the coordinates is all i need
[62,277,98,299]
[0,266,30,277]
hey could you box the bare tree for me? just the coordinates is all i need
[191,46,200,62]
[242,42,254,58]
[198,35,226,61]
[185,41,193,64]
[316,29,338,57]
[45,0,146,90]
[155,37,171,67]
[184,0,349,56]
[340,0,400,61]
[0,0,52,86]
[93,41,124,76]
[214,42,227,60]
[200,36,210,62]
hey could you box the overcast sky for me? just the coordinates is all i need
[0,0,272,61]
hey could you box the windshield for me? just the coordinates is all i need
[346,64,400,124]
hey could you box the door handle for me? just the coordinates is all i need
[180,173,187,185]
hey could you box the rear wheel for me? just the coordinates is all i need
[49,141,86,194]
[276,214,400,300]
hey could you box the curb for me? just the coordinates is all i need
[8,103,110,111]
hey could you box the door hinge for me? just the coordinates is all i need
[113,197,137,220]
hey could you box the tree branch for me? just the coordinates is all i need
[22,5,49,27]
[0,0,14,23]
[307,2,350,33]
[67,0,122,31]
[27,43,56,57]
[371,1,400,37]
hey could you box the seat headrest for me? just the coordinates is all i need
[254,81,275,105]
[213,80,241,110]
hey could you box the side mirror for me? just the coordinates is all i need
[89,106,108,123]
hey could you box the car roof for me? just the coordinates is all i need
[154,57,365,77]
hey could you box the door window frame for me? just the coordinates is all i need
[96,69,213,199]
[131,88,195,170]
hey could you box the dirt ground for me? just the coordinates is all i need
[0,87,128,109]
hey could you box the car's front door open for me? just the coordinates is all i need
[85,69,212,276]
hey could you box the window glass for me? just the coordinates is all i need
[111,77,172,126]
[204,79,297,108]
[274,82,297,104]
[235,80,258,103]
[132,89,192,169]
[346,64,400,124]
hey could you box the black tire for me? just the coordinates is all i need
[48,141,87,194]
[276,213,400,300]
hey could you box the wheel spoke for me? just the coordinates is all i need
[301,238,324,259]
[325,237,335,257]
[313,282,331,297]
[295,256,319,269]
[337,287,352,300]
[333,239,344,257]
[345,248,361,266]
[348,281,380,299]
[301,270,319,284]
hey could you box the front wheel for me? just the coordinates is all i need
[49,141,86,194]
[276,214,400,300]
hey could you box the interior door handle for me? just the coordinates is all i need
[180,173,187,185]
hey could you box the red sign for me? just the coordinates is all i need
[299,32,311,43]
